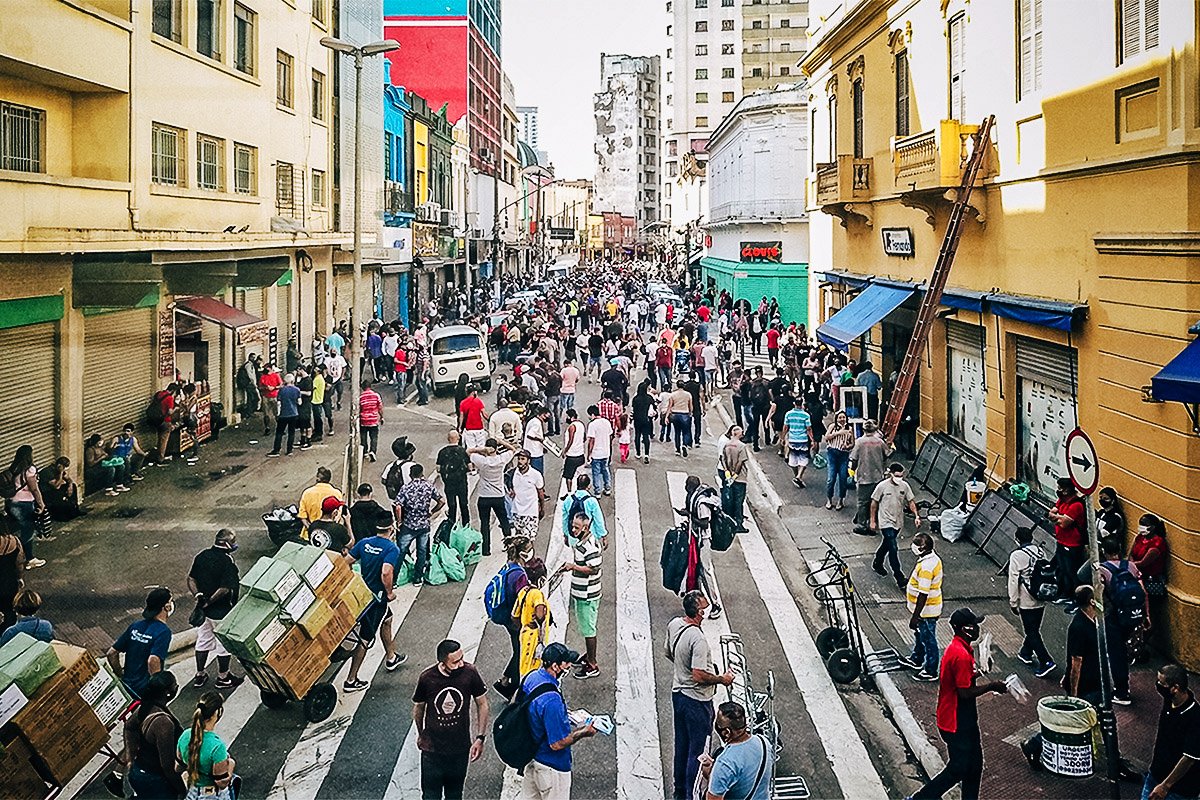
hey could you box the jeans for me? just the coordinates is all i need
[129,763,184,800]
[397,525,431,583]
[854,482,874,529]
[911,617,940,675]
[873,527,904,581]
[445,480,470,526]
[913,728,983,800]
[416,374,431,405]
[85,464,116,494]
[671,692,714,800]
[546,395,562,435]
[722,481,747,528]
[272,416,299,454]
[530,456,545,476]
[825,447,850,500]
[1142,772,1191,800]
[1018,607,1053,667]
[420,750,468,800]
[671,412,693,451]
[561,392,575,412]
[5,500,35,561]
[657,366,673,391]
[590,457,612,493]
[634,419,653,456]
[692,410,703,445]
[744,406,761,447]
[476,496,510,555]
[395,372,408,403]
[360,424,379,456]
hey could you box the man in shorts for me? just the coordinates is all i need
[559,507,603,679]
[783,396,813,488]
[344,510,408,691]
[508,450,546,542]
[187,529,245,690]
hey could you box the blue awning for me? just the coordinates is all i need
[940,288,987,312]
[989,293,1085,332]
[817,283,915,349]
[1152,338,1200,404]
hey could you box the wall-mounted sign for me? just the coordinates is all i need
[550,227,575,241]
[740,241,783,263]
[412,222,439,258]
[158,310,176,378]
[881,227,915,257]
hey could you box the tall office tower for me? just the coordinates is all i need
[517,106,539,149]
[593,54,662,230]
[742,0,809,94]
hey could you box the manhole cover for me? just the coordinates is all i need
[225,450,247,457]
[113,507,144,518]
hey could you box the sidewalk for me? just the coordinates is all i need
[718,398,1160,800]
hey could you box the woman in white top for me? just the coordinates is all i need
[560,409,588,498]
[4,445,46,569]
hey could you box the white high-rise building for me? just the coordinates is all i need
[516,106,539,150]
[593,53,661,229]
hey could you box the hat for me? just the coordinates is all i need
[517,449,532,458]
[391,436,415,459]
[321,496,345,514]
[609,357,620,364]
[143,587,172,619]
[541,642,582,666]
[949,607,985,628]
[375,509,395,530]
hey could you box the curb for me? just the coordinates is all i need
[167,627,197,655]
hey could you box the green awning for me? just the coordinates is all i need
[236,256,291,288]
[0,295,64,330]
[275,269,294,287]
[73,255,163,308]
[163,261,238,296]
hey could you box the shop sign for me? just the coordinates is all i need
[551,227,574,241]
[236,321,270,346]
[158,310,175,378]
[882,227,914,257]
[179,394,213,449]
[740,241,783,263]
[269,327,278,364]
[412,222,439,258]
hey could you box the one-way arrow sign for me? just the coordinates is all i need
[1065,428,1099,496]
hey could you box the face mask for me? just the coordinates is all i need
[960,626,980,642]
[1138,527,1151,537]
[1057,489,1072,498]
[911,544,922,556]
[1156,683,1174,700]
[1099,496,1112,508]
[892,475,903,485]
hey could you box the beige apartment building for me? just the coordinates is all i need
[0,0,350,467]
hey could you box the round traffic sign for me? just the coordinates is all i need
[1065,428,1099,496]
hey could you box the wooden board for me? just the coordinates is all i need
[8,659,108,785]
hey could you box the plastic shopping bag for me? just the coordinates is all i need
[434,541,467,583]
[450,526,484,566]
[394,557,415,587]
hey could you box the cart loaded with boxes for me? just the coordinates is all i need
[214,541,374,723]
[0,635,132,799]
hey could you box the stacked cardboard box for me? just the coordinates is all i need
[216,545,373,701]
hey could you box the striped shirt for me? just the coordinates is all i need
[822,426,855,452]
[570,536,602,601]
[907,553,944,618]
[783,408,811,445]
[359,388,383,427]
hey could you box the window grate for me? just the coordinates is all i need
[196,134,224,190]
[151,123,185,186]
[276,161,296,217]
[233,142,256,194]
[1,102,45,173]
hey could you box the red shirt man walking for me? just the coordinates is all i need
[458,384,488,451]
[358,380,384,462]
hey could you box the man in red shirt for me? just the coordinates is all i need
[911,608,1006,800]
[358,379,384,462]
[258,364,282,436]
[458,384,488,451]
[766,325,782,369]
[1048,477,1087,604]
[696,304,711,323]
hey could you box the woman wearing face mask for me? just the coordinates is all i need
[513,558,552,681]
[1130,513,1169,650]
[1095,486,1127,547]
[178,691,238,800]
[821,410,855,511]
[122,671,186,799]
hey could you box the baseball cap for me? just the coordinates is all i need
[541,642,582,666]
[143,587,172,619]
[321,496,345,514]
[949,607,985,628]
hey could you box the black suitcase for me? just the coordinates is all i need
[660,525,689,593]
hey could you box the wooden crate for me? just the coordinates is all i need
[9,664,107,785]
[263,625,332,700]
[0,734,49,800]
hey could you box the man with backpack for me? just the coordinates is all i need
[147,384,178,463]
[381,437,417,502]
[560,474,607,548]
[1080,538,1147,705]
[514,642,597,799]
[486,537,531,699]
[1007,527,1056,679]
[675,476,725,619]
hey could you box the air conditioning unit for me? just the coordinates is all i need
[439,208,457,228]
[417,202,441,222]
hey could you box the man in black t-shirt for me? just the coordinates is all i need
[308,496,352,553]
[349,483,390,542]
[1065,585,1103,706]
[187,529,244,690]
[413,638,490,800]
[437,430,471,527]
[678,372,705,446]
[1146,663,1200,800]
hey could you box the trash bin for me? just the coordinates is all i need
[964,480,986,507]
[1037,696,1097,777]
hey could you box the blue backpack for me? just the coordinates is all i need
[1108,560,1146,630]
[484,562,524,625]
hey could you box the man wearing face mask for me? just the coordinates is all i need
[1144,663,1200,800]
[413,638,490,800]
[871,463,921,590]
[901,533,943,681]
[698,701,774,800]
[908,608,1007,800]
[187,529,245,691]
[519,642,599,799]
[107,587,174,699]
[1048,477,1087,605]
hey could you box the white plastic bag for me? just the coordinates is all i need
[1006,673,1030,704]
[939,506,970,542]
[977,632,995,674]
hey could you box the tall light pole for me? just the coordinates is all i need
[321,35,398,488]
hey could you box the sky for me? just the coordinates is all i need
[502,0,662,180]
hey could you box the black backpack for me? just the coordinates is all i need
[1020,546,1059,602]
[709,511,737,553]
[493,682,559,770]
[660,526,689,593]
[0,469,18,500]
[382,459,408,500]
[1108,560,1147,630]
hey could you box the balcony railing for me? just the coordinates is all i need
[384,180,413,215]
[812,155,873,206]
[892,120,980,192]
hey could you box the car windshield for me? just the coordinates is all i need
[433,334,482,355]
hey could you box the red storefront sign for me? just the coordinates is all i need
[740,241,783,263]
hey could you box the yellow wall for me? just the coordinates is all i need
[414,121,429,206]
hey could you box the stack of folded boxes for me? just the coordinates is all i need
[215,543,374,701]
[0,636,130,795]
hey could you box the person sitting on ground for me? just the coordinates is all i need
[84,433,126,497]
[0,589,54,647]
[39,457,85,521]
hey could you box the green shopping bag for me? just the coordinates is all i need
[394,557,415,587]
[434,541,467,583]
[449,526,483,566]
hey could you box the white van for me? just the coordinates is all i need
[429,325,492,393]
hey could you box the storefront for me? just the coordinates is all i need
[1014,336,1078,500]
[946,320,987,454]
[0,296,63,460]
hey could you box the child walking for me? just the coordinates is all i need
[617,413,632,463]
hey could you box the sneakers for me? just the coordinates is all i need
[1016,653,1036,666]
[131,473,145,482]
[1112,694,1132,706]
[872,563,887,577]
[103,773,125,798]
[36,534,56,542]
[104,488,119,497]
[896,655,922,670]
[26,558,47,569]
[708,604,723,620]
[343,679,369,693]
[643,456,649,464]
[186,457,199,465]
[573,665,600,680]
[603,489,612,497]
[385,653,408,672]
[115,484,131,492]
[267,451,281,458]
[192,673,209,688]
[214,673,244,690]
[681,446,688,458]
[1036,661,1058,679]
[913,670,938,682]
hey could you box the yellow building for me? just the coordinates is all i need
[802,0,1200,665]
[0,0,348,466]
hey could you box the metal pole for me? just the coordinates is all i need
[492,157,500,282]
[347,51,364,490]
[1087,500,1122,799]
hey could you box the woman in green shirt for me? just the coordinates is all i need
[177,691,237,799]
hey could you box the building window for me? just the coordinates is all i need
[668,140,678,156]
[196,134,224,190]
[722,91,735,102]
[852,78,865,157]
[810,108,818,170]
[751,67,763,77]
[722,67,734,78]
[312,0,326,26]
[233,142,256,194]
[828,94,837,160]
[695,0,707,6]
[197,0,221,60]
[1017,0,1043,98]
[696,116,708,127]
[276,50,294,108]
[275,161,295,216]
[0,102,44,173]
[751,19,762,29]
[722,43,735,55]
[722,0,733,5]
[311,70,325,120]
[667,48,672,59]
[780,18,790,27]
[695,20,707,32]
[696,69,708,79]
[722,19,735,30]
[1119,0,1159,63]
[780,66,791,76]
[151,123,186,186]
[152,0,181,42]
[895,50,910,136]
[696,92,708,103]
[949,13,966,121]
[311,169,325,207]
[696,44,708,55]
[234,3,256,75]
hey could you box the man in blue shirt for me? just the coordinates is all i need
[268,373,303,456]
[106,587,173,698]
[521,642,598,799]
[699,701,774,800]
[783,396,813,489]
[344,510,407,691]
[559,473,607,548]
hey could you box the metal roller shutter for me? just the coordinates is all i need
[946,320,984,353]
[0,323,59,460]
[202,320,224,398]
[84,309,155,437]
[276,283,292,341]
[1015,336,1076,389]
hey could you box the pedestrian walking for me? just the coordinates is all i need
[178,690,238,800]
[187,529,245,691]
[782,396,813,488]
[413,638,490,800]
[514,558,552,681]
[585,404,615,495]
[908,608,1007,800]
[559,508,603,679]
[298,466,343,528]
[871,463,920,588]
[560,360,581,412]
[1086,538,1145,704]
[679,371,705,446]
[676,476,725,617]
[1064,584,1104,706]
[821,410,855,510]
[849,420,890,535]
[561,409,587,497]
[359,379,385,461]
[1006,527,1056,678]
[524,407,549,475]
[107,587,173,698]
[4,444,46,569]
[459,384,489,451]
[508,451,546,542]
[518,642,599,800]
[349,483,389,543]
[468,438,517,556]
[394,464,446,586]
[900,532,943,681]
[258,363,282,436]
[697,701,774,800]
[666,590,733,800]
[118,671,185,800]
[719,426,749,531]
[665,383,694,458]
[267,373,302,457]
[1142,663,1200,800]
[344,510,408,692]
[437,430,471,527]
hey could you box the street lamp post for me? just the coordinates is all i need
[320,35,398,489]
